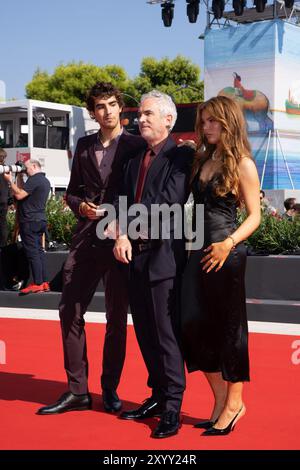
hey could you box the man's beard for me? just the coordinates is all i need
[101,121,119,131]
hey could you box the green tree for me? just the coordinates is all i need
[26,69,51,102]
[130,55,203,104]
[26,56,203,107]
[26,62,131,107]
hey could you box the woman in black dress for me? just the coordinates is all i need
[181,96,261,435]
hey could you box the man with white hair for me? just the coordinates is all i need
[113,91,193,438]
[4,159,51,294]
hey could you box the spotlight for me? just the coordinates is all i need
[212,0,225,19]
[186,0,200,23]
[161,2,174,27]
[233,0,246,15]
[254,0,267,12]
[284,0,294,7]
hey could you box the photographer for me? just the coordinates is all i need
[0,149,12,247]
[3,159,51,294]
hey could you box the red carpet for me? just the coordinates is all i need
[0,317,299,450]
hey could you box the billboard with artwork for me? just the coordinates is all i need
[204,19,300,190]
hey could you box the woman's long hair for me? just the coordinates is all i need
[191,96,252,201]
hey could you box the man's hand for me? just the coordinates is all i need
[3,172,12,183]
[79,202,105,220]
[2,173,28,200]
[113,235,132,264]
[177,138,196,150]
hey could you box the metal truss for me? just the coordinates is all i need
[146,1,300,29]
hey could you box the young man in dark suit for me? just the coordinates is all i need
[37,82,146,416]
[114,91,193,438]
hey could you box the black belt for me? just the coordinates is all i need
[132,239,162,254]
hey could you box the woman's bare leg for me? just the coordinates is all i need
[213,381,245,429]
[204,372,228,421]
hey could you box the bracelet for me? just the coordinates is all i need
[228,235,236,250]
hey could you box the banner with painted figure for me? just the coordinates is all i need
[204,19,300,190]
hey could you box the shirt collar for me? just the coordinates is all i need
[148,136,169,157]
[97,127,123,149]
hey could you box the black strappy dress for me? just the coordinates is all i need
[180,174,250,382]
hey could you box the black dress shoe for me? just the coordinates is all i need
[36,391,92,415]
[102,389,122,413]
[152,411,181,438]
[194,419,216,429]
[119,397,162,420]
[3,280,24,291]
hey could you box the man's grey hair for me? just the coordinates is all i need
[140,90,177,131]
[27,159,41,169]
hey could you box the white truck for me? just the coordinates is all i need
[0,99,98,193]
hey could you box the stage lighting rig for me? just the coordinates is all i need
[212,0,225,18]
[161,1,175,27]
[186,0,200,23]
[254,0,267,12]
[233,0,246,15]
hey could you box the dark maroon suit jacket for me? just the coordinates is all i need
[66,130,146,249]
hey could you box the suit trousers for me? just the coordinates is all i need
[59,242,128,395]
[129,254,185,413]
[19,220,48,285]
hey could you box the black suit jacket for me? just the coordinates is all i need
[66,130,146,249]
[120,136,194,281]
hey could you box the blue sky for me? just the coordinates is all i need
[2,0,205,100]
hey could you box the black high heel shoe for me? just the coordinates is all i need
[202,405,245,436]
[194,419,216,429]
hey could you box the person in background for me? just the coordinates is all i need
[282,197,296,221]
[260,189,277,216]
[0,149,12,247]
[292,203,300,220]
[3,159,51,294]
[259,189,265,202]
